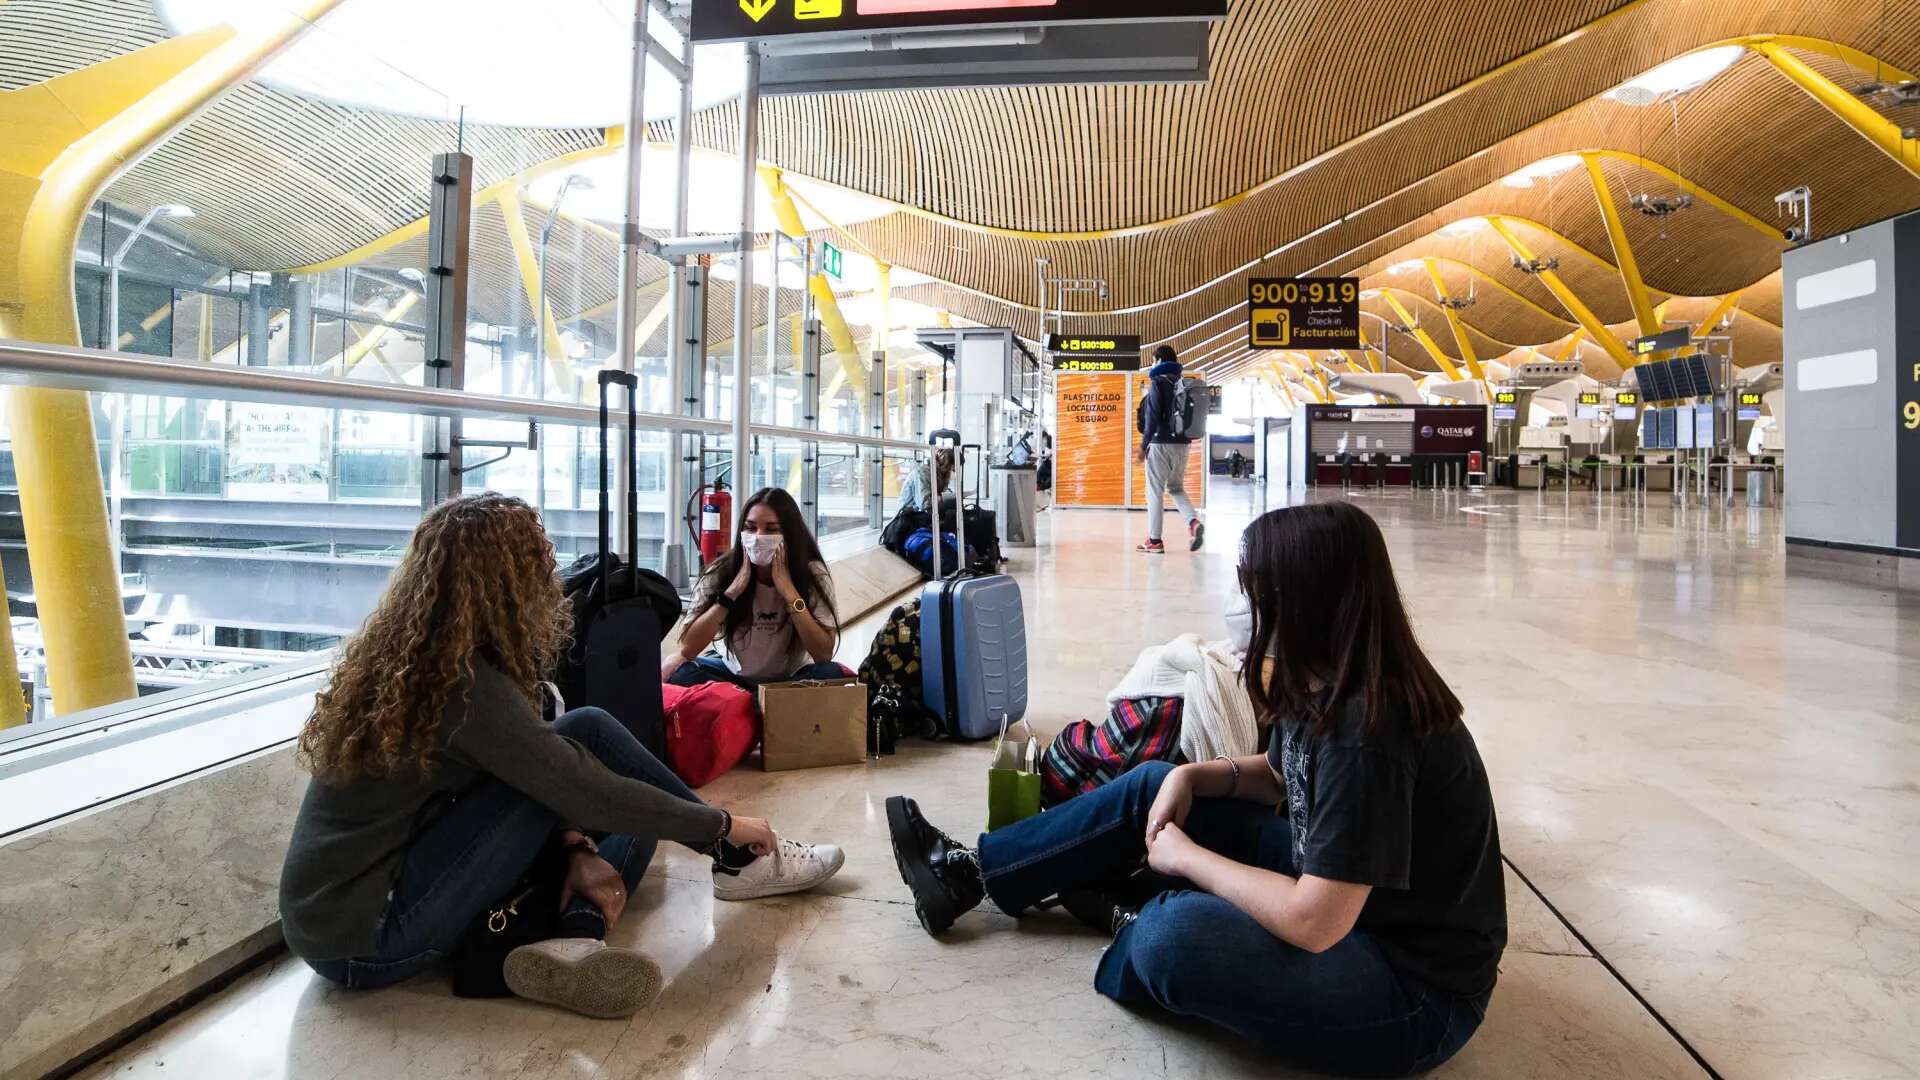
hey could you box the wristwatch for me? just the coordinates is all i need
[789,595,808,615]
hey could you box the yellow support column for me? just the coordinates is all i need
[1581,154,1661,339]
[1380,291,1464,382]
[1555,331,1587,362]
[1422,260,1487,382]
[1694,291,1743,336]
[0,4,343,723]
[760,167,865,395]
[1487,217,1638,371]
[496,187,577,397]
[1750,40,1920,179]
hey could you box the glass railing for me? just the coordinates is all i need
[0,340,927,744]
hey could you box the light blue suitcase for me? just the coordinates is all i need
[920,572,1028,740]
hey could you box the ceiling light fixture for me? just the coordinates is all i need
[1606,45,1744,107]
[1630,192,1694,217]
[1511,255,1560,275]
[1854,80,1920,107]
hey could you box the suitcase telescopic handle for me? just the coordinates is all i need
[597,370,640,596]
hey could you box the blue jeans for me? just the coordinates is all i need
[668,655,851,693]
[306,707,714,990]
[978,761,1485,1077]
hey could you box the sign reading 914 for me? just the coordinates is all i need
[1249,277,1361,350]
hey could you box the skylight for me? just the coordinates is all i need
[1606,46,1745,106]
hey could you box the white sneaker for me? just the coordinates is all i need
[712,836,846,901]
[502,938,663,1019]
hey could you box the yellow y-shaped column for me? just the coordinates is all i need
[0,4,343,724]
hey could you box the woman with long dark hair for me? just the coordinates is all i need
[281,494,844,1021]
[885,502,1505,1076]
[666,487,846,689]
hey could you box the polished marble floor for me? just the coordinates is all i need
[77,483,1920,1079]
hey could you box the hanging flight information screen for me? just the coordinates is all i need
[695,0,1228,42]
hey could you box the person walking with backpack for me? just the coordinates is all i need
[1137,344,1204,554]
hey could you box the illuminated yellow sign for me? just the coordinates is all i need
[795,0,842,19]
[1739,391,1763,407]
[1249,277,1361,350]
[1615,392,1640,407]
[1494,391,1518,405]
[1578,392,1601,406]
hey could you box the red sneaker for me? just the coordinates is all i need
[1137,540,1166,554]
[1188,519,1206,552]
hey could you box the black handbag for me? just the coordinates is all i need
[448,846,571,998]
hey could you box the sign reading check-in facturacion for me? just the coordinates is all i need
[1248,277,1361,351]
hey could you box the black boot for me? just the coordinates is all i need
[886,796,985,936]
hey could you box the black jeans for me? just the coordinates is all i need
[306,707,713,990]
[978,761,1487,1077]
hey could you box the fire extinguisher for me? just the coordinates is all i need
[698,483,732,566]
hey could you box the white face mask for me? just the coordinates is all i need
[1225,594,1253,654]
[744,534,783,567]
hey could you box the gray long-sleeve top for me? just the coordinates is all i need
[279,658,725,962]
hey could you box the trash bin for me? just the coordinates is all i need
[1746,470,1774,507]
[992,466,1038,548]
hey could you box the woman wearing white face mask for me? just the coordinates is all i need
[666,488,846,690]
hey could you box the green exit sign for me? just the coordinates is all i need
[821,241,843,281]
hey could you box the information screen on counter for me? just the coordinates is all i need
[1737,391,1763,421]
[694,0,1228,42]
[1249,277,1361,350]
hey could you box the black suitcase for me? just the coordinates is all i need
[958,443,1002,570]
[556,370,682,758]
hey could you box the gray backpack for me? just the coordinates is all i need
[1167,377,1209,440]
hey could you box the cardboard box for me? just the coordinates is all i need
[759,678,868,772]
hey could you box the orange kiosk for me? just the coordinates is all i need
[1054,367,1206,511]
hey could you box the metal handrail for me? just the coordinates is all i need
[0,339,930,454]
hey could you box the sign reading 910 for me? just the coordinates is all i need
[1249,277,1362,350]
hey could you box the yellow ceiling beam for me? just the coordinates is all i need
[1379,290,1464,381]
[1693,290,1744,337]
[0,2,344,723]
[762,165,866,394]
[1486,217,1638,370]
[340,292,420,374]
[285,130,627,276]
[1422,259,1487,382]
[1381,257,1571,325]
[1581,153,1661,337]
[495,186,576,396]
[1749,40,1920,179]
[1554,330,1587,362]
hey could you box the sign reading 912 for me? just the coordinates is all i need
[1249,277,1361,350]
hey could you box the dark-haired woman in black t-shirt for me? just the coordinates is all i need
[886,502,1506,1076]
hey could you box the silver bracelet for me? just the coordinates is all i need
[1213,754,1241,795]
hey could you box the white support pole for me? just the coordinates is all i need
[613,0,650,557]
[731,48,761,530]
[661,23,696,586]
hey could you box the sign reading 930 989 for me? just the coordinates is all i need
[1248,277,1361,351]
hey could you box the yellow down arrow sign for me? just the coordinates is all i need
[741,0,776,21]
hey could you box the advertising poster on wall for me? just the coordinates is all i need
[227,404,332,500]
[1412,408,1487,454]
[1054,373,1131,506]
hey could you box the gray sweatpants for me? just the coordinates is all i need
[1146,442,1197,542]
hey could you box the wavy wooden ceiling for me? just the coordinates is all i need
[4,0,1918,381]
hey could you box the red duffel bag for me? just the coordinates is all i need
[661,681,759,787]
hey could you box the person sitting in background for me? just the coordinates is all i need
[280,494,844,1021]
[666,487,846,691]
[885,502,1505,1076]
[898,447,959,518]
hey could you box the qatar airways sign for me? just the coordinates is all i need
[1413,408,1487,454]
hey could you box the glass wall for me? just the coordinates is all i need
[0,6,921,740]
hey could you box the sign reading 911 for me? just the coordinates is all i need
[1249,277,1361,350]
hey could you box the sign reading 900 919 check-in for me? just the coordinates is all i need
[1248,277,1361,351]
[694,0,1229,43]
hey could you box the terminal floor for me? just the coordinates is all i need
[78,483,1920,1079]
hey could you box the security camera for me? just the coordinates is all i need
[1775,186,1812,245]
[1783,225,1805,244]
